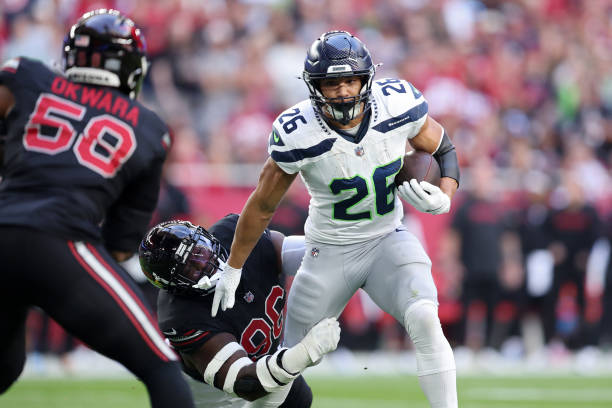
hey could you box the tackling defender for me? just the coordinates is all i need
[0,9,195,406]
[207,31,460,407]
[139,214,339,407]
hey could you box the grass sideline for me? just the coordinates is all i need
[2,375,612,408]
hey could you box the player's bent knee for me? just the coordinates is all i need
[404,300,443,341]
[403,300,455,376]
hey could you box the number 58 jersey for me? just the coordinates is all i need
[0,57,169,250]
[268,78,428,245]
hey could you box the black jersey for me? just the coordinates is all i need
[0,57,169,250]
[157,214,284,382]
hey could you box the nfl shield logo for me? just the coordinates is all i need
[244,291,255,303]
[311,247,319,258]
[354,146,365,156]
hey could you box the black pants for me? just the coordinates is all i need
[0,227,194,407]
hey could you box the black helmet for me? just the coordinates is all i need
[63,9,148,99]
[139,221,227,296]
[303,30,377,125]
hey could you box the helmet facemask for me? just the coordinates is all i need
[304,69,375,126]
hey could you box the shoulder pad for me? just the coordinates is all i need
[373,78,427,118]
[1,58,21,74]
[1,57,49,82]
[267,100,337,173]
[0,57,57,97]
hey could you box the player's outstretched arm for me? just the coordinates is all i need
[208,159,298,316]
[181,318,340,402]
[230,158,298,268]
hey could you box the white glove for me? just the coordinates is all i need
[207,262,242,317]
[299,317,341,365]
[192,272,220,291]
[397,179,451,215]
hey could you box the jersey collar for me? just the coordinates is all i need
[327,109,371,144]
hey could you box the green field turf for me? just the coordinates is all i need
[1,375,611,408]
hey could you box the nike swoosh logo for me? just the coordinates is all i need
[163,328,177,336]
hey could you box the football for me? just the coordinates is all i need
[394,150,441,187]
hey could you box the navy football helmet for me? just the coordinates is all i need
[139,221,228,296]
[63,9,148,99]
[303,31,377,125]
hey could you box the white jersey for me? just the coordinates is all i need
[268,78,428,245]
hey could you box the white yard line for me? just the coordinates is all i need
[464,387,612,402]
[314,398,423,408]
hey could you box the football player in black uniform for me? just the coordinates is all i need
[139,214,340,407]
[0,9,195,407]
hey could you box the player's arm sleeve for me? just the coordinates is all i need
[432,130,460,186]
[102,153,165,252]
[402,81,459,186]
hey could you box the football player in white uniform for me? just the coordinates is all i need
[202,31,460,408]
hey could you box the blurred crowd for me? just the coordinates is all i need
[4,0,612,364]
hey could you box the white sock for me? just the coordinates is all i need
[418,369,457,408]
